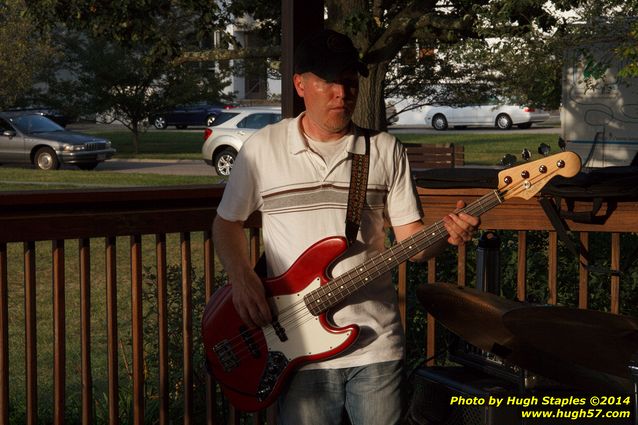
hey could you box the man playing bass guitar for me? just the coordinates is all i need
[212,29,479,425]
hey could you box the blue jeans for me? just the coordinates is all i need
[277,360,404,425]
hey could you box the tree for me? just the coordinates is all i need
[26,1,233,152]
[26,0,638,130]
[25,0,225,60]
[323,1,579,128]
[40,33,230,152]
[0,0,55,108]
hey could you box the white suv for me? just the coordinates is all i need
[202,106,282,176]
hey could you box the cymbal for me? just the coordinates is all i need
[416,282,526,354]
[416,282,638,392]
[504,306,638,377]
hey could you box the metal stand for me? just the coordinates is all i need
[476,231,500,294]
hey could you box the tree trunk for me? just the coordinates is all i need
[353,61,389,131]
[132,122,140,154]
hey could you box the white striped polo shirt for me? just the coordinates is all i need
[217,113,423,369]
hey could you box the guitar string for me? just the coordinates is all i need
[216,167,562,365]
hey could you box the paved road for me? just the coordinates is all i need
[98,158,217,176]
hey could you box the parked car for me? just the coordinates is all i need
[0,112,115,170]
[4,106,71,127]
[202,106,282,176]
[151,101,235,129]
[424,103,550,130]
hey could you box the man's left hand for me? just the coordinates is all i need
[443,200,479,246]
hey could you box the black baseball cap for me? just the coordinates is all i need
[294,29,369,82]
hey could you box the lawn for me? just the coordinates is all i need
[0,129,560,191]
[0,128,560,191]
[0,165,220,191]
[89,129,205,159]
[397,132,561,165]
[85,127,560,165]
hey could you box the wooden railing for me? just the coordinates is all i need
[0,185,636,425]
[404,143,465,168]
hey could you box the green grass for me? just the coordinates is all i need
[0,129,560,191]
[0,168,220,191]
[397,132,560,165]
[90,130,205,159]
[84,128,560,165]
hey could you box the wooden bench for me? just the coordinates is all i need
[404,143,465,169]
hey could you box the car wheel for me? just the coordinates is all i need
[432,114,448,130]
[214,148,237,176]
[34,147,60,170]
[496,114,513,130]
[154,116,167,129]
[206,115,217,126]
[517,123,532,129]
[78,163,99,170]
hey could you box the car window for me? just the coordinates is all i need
[0,118,13,133]
[10,115,64,134]
[237,113,280,129]
[212,112,240,127]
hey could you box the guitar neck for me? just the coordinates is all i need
[304,189,504,315]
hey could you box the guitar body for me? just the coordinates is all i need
[201,236,359,412]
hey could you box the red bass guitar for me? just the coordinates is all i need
[201,151,581,411]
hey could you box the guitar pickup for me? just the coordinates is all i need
[240,325,261,358]
[272,318,288,342]
[213,340,239,372]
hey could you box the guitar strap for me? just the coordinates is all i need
[345,129,371,247]
[254,128,370,277]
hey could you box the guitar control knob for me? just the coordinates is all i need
[503,176,513,184]
[557,160,565,168]
[539,165,547,173]
[521,171,530,179]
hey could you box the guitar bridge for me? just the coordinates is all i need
[213,340,239,372]
[258,351,288,401]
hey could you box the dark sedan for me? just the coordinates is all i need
[0,112,115,170]
[4,107,71,127]
[151,102,234,129]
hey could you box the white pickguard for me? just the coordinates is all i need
[264,277,352,360]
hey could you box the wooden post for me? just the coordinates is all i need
[281,0,324,118]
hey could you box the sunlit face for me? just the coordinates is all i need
[293,69,359,141]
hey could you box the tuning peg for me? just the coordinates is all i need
[558,136,566,151]
[538,143,551,156]
[521,148,531,161]
[499,154,517,167]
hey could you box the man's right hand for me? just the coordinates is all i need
[214,215,273,328]
[230,268,273,328]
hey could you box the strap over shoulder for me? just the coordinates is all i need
[345,129,370,246]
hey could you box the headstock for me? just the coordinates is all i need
[497,151,581,200]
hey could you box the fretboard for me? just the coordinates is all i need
[304,189,504,315]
